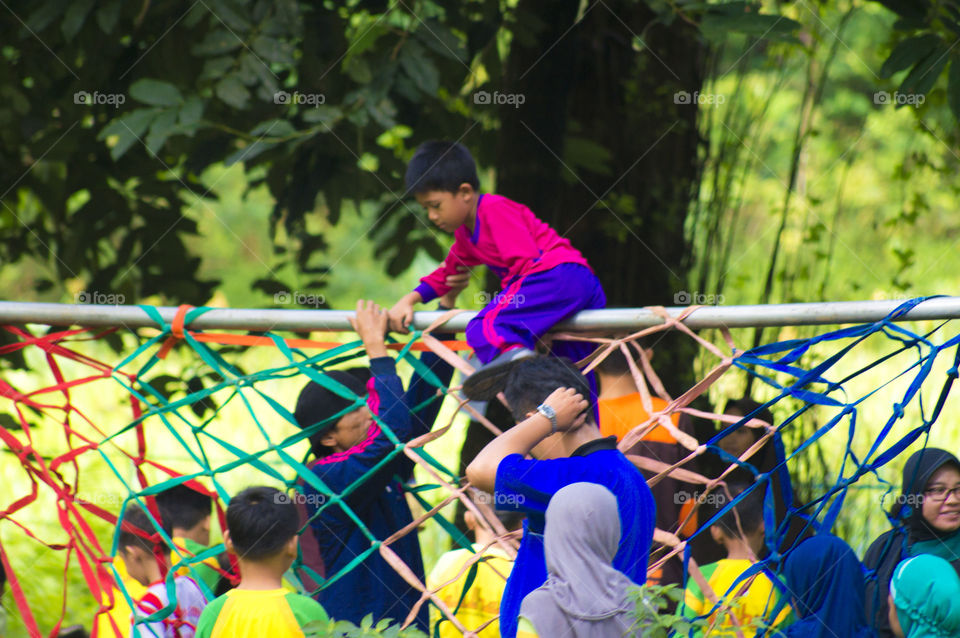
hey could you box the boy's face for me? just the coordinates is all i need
[321,406,375,453]
[718,408,759,460]
[195,517,211,546]
[120,545,153,587]
[416,185,474,232]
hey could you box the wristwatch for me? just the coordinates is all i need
[536,403,558,434]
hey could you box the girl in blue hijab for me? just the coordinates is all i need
[782,534,876,638]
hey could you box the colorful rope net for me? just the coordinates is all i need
[0,297,957,638]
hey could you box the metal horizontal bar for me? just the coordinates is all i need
[0,298,958,333]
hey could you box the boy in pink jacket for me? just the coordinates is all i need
[388,141,606,391]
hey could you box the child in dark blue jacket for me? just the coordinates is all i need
[293,299,456,632]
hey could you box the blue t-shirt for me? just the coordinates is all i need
[494,437,656,638]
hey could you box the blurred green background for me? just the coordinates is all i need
[3,0,960,635]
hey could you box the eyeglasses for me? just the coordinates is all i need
[923,485,960,502]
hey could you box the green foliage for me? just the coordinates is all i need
[871,0,960,119]
[0,0,814,313]
[303,614,428,638]
[697,3,803,44]
[628,584,706,638]
[0,0,486,308]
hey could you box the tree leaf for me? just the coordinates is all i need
[872,0,930,23]
[0,413,25,432]
[224,140,277,166]
[100,108,159,160]
[191,29,243,56]
[250,119,296,137]
[366,97,398,129]
[399,41,439,94]
[252,35,295,65]
[414,20,467,62]
[62,0,96,41]
[96,0,121,34]
[206,0,253,31]
[251,278,289,295]
[301,106,344,126]
[880,34,941,79]
[948,55,960,122]
[345,57,373,84]
[178,97,205,129]
[216,75,251,109]
[130,79,183,107]
[145,109,179,156]
[700,6,802,42]
[899,43,949,100]
[201,56,236,81]
[26,0,65,33]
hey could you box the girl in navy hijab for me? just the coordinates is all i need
[782,534,876,638]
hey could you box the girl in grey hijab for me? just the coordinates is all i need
[518,482,641,637]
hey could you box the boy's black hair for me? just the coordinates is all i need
[722,397,774,443]
[502,356,591,423]
[472,490,525,531]
[294,368,371,456]
[494,510,525,532]
[155,483,213,532]
[119,503,172,553]
[404,140,479,195]
[226,486,300,561]
[707,483,765,539]
[595,347,637,377]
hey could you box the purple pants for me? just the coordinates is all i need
[466,263,606,365]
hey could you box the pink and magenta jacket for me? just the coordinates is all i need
[414,193,591,302]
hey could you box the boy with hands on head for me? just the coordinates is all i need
[465,356,656,638]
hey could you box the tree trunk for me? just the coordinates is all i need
[495,0,707,392]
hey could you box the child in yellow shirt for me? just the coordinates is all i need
[427,499,523,637]
[194,487,328,638]
[682,484,791,636]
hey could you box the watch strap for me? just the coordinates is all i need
[537,403,558,434]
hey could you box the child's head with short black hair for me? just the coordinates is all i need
[503,356,591,424]
[225,486,300,569]
[706,483,766,556]
[119,503,172,553]
[494,509,526,533]
[718,397,775,461]
[723,398,773,431]
[155,483,213,546]
[595,348,636,377]
[405,141,482,235]
[465,492,525,547]
[404,141,479,195]
[118,502,172,586]
[294,368,373,457]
